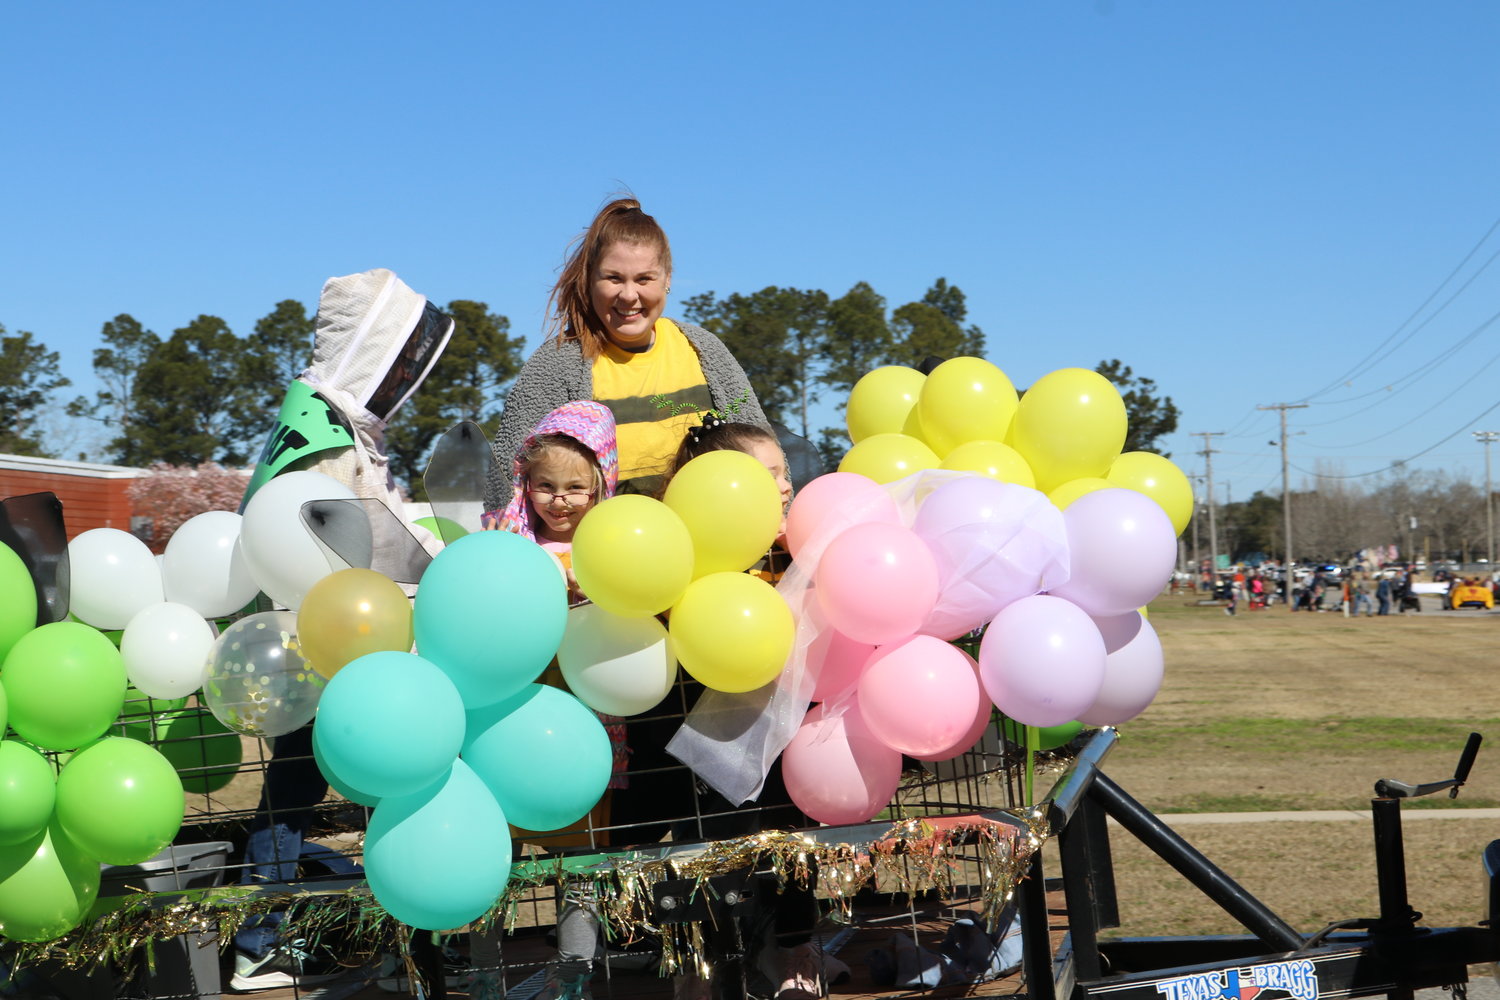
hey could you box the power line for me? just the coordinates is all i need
[1287,396,1500,480]
[1295,213,1500,403]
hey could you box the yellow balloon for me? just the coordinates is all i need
[296,568,414,680]
[1009,368,1127,492]
[669,572,793,693]
[663,450,782,578]
[1047,477,1115,510]
[1107,451,1194,536]
[847,366,926,443]
[838,433,939,484]
[901,403,928,445]
[940,440,1036,488]
[916,357,1019,457]
[572,496,694,617]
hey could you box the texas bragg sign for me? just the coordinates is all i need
[1153,960,1319,1000]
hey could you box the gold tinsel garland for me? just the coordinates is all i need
[3,808,1050,982]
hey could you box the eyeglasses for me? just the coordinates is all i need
[528,488,596,507]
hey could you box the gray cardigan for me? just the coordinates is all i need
[483,320,769,511]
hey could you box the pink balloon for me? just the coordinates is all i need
[857,635,982,757]
[814,522,939,645]
[785,472,902,558]
[979,595,1106,728]
[1047,489,1177,616]
[782,700,902,826]
[806,626,877,703]
[911,477,1069,639]
[912,650,994,762]
[1078,615,1164,726]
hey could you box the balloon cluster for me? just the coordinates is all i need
[775,357,1190,825]
[314,529,620,931]
[0,547,187,942]
[567,450,793,695]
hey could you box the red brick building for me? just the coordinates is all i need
[0,454,146,541]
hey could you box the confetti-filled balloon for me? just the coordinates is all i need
[203,611,325,738]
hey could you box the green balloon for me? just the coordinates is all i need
[55,737,184,866]
[413,515,468,544]
[1000,717,1085,751]
[0,819,99,942]
[0,543,36,666]
[151,709,243,794]
[0,741,56,846]
[0,677,6,736]
[119,686,188,722]
[2,622,127,751]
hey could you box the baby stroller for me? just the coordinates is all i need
[1399,590,1422,612]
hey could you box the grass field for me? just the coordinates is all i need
[1093,594,1500,941]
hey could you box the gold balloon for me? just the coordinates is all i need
[1107,451,1194,535]
[296,569,413,680]
[915,357,1019,457]
[940,439,1036,488]
[669,572,793,693]
[663,450,782,578]
[1009,368,1127,492]
[847,366,926,443]
[838,433,939,485]
[572,496,694,618]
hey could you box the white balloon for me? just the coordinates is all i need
[121,602,217,699]
[162,511,260,617]
[556,603,677,716]
[239,471,356,610]
[66,528,165,629]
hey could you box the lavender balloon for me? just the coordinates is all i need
[1078,613,1164,726]
[979,595,1105,728]
[1046,488,1176,617]
[911,477,1070,639]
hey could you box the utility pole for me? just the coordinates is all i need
[1193,432,1224,577]
[1475,431,1499,564]
[1259,403,1308,601]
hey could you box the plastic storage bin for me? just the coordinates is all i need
[100,841,236,1000]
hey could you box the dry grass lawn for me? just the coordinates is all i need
[1096,596,1500,941]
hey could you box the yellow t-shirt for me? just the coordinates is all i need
[592,318,711,495]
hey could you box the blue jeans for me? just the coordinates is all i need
[234,725,362,957]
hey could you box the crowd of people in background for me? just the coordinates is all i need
[1191,558,1500,617]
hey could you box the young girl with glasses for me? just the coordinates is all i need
[482,399,617,601]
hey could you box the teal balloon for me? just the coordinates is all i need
[0,820,100,942]
[463,684,612,833]
[55,737,185,865]
[312,723,380,807]
[1000,717,1084,751]
[413,531,567,709]
[0,741,56,846]
[0,542,37,664]
[365,760,510,930]
[2,622,127,750]
[316,651,464,799]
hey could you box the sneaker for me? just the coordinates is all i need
[465,969,504,1000]
[229,945,344,991]
[760,943,823,1000]
[376,947,471,992]
[536,963,594,1000]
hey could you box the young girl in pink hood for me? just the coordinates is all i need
[482,399,619,601]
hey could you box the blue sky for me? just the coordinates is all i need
[5,2,1500,505]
